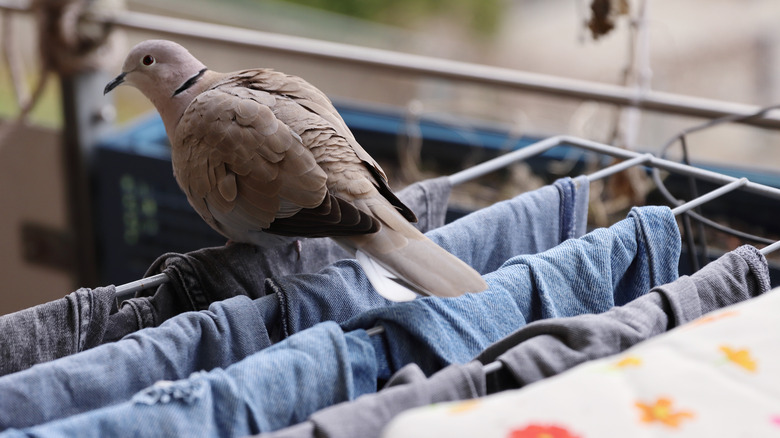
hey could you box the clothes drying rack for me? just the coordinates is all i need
[0,0,777,382]
[113,134,780,301]
[108,131,780,375]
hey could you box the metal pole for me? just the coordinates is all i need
[585,153,654,182]
[2,0,780,129]
[104,11,780,129]
[448,136,564,185]
[113,272,168,296]
[671,178,749,215]
[760,240,780,255]
[60,71,114,288]
[557,136,780,200]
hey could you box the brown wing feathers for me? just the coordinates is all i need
[267,194,379,237]
[175,69,395,240]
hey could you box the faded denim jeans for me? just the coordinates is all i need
[257,175,589,341]
[0,206,680,437]
[0,287,115,376]
[0,177,590,431]
[105,176,453,341]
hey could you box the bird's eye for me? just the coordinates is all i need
[142,55,155,66]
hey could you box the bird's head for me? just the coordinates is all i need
[104,39,207,102]
[104,39,209,136]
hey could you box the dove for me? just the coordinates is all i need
[104,39,487,300]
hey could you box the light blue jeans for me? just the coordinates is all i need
[0,206,680,437]
[0,177,589,431]
[342,206,680,379]
[105,176,454,340]
[260,176,589,339]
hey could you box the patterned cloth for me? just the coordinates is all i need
[382,287,780,437]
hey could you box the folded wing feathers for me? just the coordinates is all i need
[173,75,336,240]
[267,194,379,237]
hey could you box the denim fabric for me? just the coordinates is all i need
[342,206,680,379]
[0,206,676,437]
[261,176,590,341]
[0,295,269,431]
[0,179,586,431]
[266,243,765,438]
[0,286,115,376]
[0,322,376,438]
[430,175,589,275]
[476,244,770,393]
[262,362,485,438]
[103,177,452,342]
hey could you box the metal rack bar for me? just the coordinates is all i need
[115,135,780,296]
[450,135,780,202]
[585,153,654,182]
[760,240,780,255]
[113,272,168,296]
[448,136,564,185]
[482,361,503,374]
[671,178,749,215]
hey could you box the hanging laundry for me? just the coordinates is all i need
[0,177,450,375]
[261,176,589,342]
[0,206,679,436]
[104,177,453,342]
[264,362,487,438]
[340,206,679,380]
[0,286,115,376]
[382,258,779,438]
[475,244,771,391]
[2,322,372,437]
[262,245,770,438]
[266,361,486,438]
[0,177,590,431]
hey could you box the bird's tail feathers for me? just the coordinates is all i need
[337,201,487,301]
[354,250,420,302]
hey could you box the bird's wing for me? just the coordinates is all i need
[172,81,330,239]
[171,73,382,240]
[237,69,417,223]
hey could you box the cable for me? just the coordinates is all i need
[651,103,780,248]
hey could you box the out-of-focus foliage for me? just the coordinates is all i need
[272,0,504,36]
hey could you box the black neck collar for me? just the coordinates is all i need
[173,68,208,97]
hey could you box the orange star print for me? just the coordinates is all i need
[614,356,642,368]
[636,397,695,428]
[720,345,757,372]
[448,399,481,414]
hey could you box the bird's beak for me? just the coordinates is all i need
[103,72,127,95]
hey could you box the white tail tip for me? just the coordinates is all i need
[356,250,419,302]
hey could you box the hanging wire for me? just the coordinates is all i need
[678,135,709,270]
[651,103,780,246]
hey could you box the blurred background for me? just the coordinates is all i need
[2,0,780,314]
